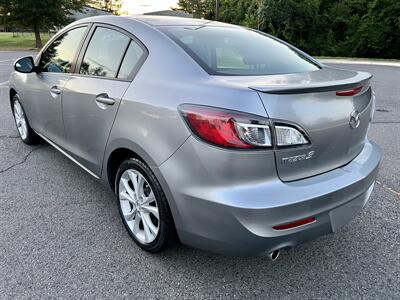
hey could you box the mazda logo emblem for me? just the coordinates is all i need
[349,110,361,129]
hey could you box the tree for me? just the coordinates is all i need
[349,0,400,58]
[176,0,207,18]
[0,0,87,48]
[176,0,400,58]
[89,0,123,14]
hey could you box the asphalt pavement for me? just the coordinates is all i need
[0,51,399,299]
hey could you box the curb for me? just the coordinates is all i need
[319,59,400,67]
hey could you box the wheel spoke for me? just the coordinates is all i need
[141,191,155,206]
[124,207,136,221]
[137,175,144,198]
[121,178,136,201]
[142,213,156,242]
[14,104,20,118]
[21,127,26,139]
[128,170,144,200]
[142,205,159,220]
[21,120,26,136]
[132,212,141,234]
[119,191,136,205]
[127,171,139,199]
[17,106,23,119]
[142,213,158,235]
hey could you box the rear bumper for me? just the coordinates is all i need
[158,139,381,256]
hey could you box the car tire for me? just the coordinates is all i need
[115,158,174,253]
[12,94,40,145]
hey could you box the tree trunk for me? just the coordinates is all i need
[33,24,42,49]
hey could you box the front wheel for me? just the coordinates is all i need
[12,94,40,144]
[115,158,174,253]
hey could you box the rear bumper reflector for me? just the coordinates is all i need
[336,86,363,96]
[273,217,316,230]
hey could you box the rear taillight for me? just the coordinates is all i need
[235,122,272,147]
[275,125,309,146]
[179,105,272,149]
[179,104,310,149]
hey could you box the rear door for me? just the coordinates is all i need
[62,24,147,176]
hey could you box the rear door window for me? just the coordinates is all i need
[79,27,130,78]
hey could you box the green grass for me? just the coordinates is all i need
[0,32,51,50]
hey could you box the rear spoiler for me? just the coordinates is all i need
[250,72,372,95]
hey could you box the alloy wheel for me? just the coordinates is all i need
[13,99,28,140]
[118,169,160,244]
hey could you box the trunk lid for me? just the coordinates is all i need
[215,67,373,181]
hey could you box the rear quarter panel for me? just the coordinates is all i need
[102,18,268,172]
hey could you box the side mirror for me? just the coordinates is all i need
[14,56,36,73]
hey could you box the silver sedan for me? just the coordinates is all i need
[9,15,381,257]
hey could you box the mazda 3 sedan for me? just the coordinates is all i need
[9,15,381,257]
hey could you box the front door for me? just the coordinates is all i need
[27,25,89,145]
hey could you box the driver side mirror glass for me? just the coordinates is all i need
[14,56,36,73]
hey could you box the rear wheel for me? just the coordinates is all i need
[12,94,40,144]
[115,158,173,253]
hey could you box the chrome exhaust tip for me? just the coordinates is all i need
[268,250,280,261]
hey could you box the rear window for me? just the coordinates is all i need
[163,26,320,76]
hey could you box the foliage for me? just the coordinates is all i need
[177,0,400,58]
[88,0,122,14]
[0,0,87,48]
[177,0,208,18]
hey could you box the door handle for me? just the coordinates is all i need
[96,94,115,106]
[50,86,62,95]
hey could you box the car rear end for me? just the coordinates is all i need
[155,23,382,255]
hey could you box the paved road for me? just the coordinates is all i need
[0,52,399,299]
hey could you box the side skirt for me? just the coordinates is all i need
[35,131,100,179]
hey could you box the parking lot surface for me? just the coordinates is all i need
[0,51,399,299]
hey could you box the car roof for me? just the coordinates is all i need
[75,14,236,28]
[125,15,214,27]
